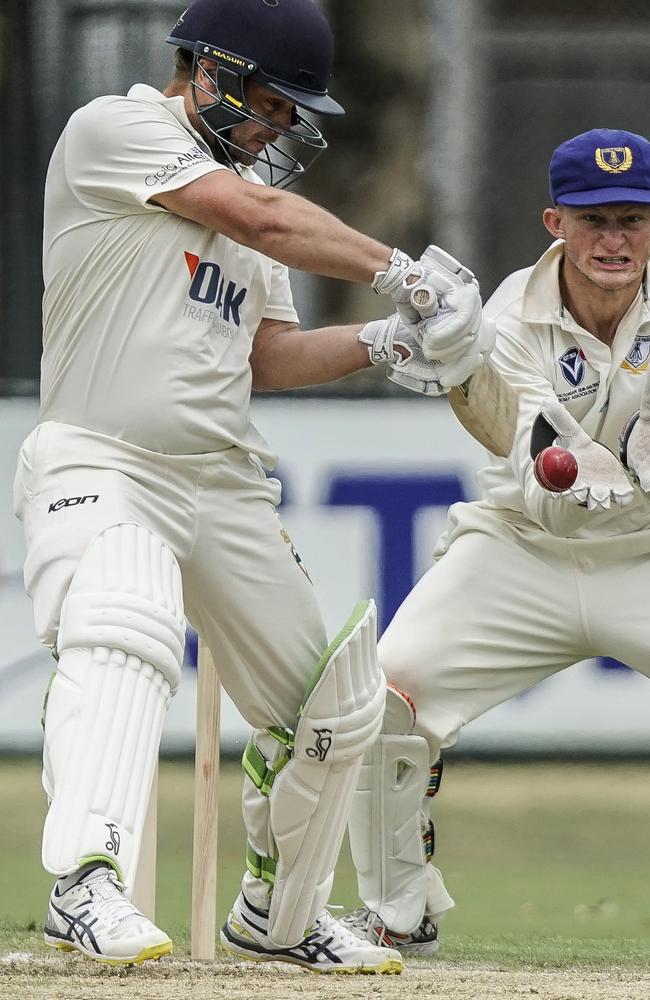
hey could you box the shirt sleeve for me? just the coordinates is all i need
[63,95,223,216]
[262,260,300,324]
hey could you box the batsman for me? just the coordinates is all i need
[341,127,650,954]
[13,0,490,973]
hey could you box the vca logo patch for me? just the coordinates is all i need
[558,347,586,386]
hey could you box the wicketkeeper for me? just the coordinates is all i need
[14,0,489,973]
[341,127,650,954]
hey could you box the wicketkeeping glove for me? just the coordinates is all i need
[619,369,650,491]
[358,314,445,396]
[532,398,634,510]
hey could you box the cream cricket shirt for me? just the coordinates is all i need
[40,84,298,461]
[478,241,650,538]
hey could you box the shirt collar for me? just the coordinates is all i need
[126,84,211,153]
[520,240,566,324]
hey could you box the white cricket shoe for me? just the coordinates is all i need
[221,892,403,974]
[340,905,440,955]
[44,863,172,965]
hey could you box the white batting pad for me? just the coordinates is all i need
[267,600,386,947]
[42,523,185,890]
[348,733,454,933]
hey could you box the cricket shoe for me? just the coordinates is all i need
[339,906,440,955]
[44,862,172,964]
[220,892,403,974]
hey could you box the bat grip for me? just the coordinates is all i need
[409,283,439,319]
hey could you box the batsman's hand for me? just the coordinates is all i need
[359,312,494,395]
[533,399,634,510]
[619,370,650,491]
[358,314,445,396]
[371,248,422,323]
[371,245,485,341]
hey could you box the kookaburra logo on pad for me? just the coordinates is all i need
[306,728,332,761]
[105,823,121,855]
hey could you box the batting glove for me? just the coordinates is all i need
[407,246,487,363]
[533,398,634,510]
[372,245,484,337]
[358,314,445,396]
[619,370,650,491]
[432,318,497,389]
[371,248,421,324]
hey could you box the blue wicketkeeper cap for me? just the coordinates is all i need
[549,128,650,206]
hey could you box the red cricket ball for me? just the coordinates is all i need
[533,446,579,492]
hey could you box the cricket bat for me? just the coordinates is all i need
[191,638,221,961]
[410,282,518,457]
[446,362,518,458]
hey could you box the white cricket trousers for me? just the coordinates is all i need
[379,500,650,759]
[15,420,327,730]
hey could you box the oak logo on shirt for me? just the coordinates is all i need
[184,252,248,326]
[621,335,650,374]
[558,346,586,387]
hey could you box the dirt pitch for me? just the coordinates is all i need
[2,953,650,1000]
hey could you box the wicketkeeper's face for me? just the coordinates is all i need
[544,203,650,293]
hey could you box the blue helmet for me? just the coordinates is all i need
[167,0,344,187]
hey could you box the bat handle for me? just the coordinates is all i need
[409,283,439,319]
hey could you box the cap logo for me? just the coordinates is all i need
[595,146,633,173]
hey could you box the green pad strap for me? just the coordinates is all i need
[78,854,124,882]
[246,842,276,885]
[242,737,290,797]
[268,726,294,749]
[300,599,371,712]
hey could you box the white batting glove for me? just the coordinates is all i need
[432,319,497,388]
[372,245,484,333]
[619,370,650,491]
[408,246,486,362]
[371,248,421,324]
[358,314,445,396]
[535,399,634,510]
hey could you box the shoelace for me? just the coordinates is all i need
[341,907,388,945]
[314,907,382,948]
[79,869,144,926]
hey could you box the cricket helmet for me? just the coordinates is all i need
[167,0,344,186]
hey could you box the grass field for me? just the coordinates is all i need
[2,757,650,999]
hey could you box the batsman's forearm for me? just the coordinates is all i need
[251,324,370,390]
[153,170,393,284]
[248,188,392,283]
